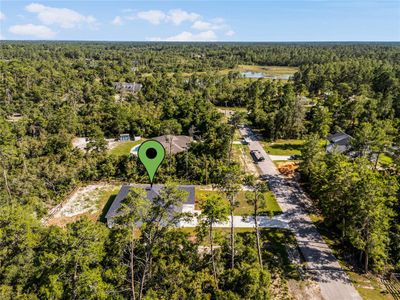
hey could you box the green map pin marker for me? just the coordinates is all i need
[138,140,166,187]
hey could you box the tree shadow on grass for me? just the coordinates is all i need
[99,194,117,223]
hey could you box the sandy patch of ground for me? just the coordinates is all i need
[287,279,323,300]
[47,183,120,226]
[232,144,260,176]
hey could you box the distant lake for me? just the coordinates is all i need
[240,71,292,80]
[241,71,265,78]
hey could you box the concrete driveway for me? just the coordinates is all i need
[239,125,361,300]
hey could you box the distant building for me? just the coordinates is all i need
[326,132,353,154]
[153,135,193,155]
[7,113,23,122]
[113,82,143,93]
[119,134,130,141]
[105,184,196,228]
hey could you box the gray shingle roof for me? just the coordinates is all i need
[105,184,195,221]
[327,132,352,144]
[152,135,193,154]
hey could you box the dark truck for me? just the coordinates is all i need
[250,150,265,162]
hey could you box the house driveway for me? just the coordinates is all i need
[179,212,289,229]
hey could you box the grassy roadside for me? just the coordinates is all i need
[309,213,394,300]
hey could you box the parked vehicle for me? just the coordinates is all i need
[289,154,301,160]
[250,150,264,162]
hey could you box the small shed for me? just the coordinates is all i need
[119,134,130,141]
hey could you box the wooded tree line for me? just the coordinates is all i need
[0,42,399,298]
[300,136,399,273]
[0,185,278,300]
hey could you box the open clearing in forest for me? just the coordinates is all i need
[47,183,120,226]
[143,65,298,79]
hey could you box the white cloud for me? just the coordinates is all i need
[226,30,235,37]
[25,3,97,29]
[0,11,5,21]
[9,23,56,39]
[192,20,212,30]
[166,9,200,25]
[192,18,229,31]
[112,16,123,26]
[136,10,166,25]
[134,9,200,26]
[150,30,217,42]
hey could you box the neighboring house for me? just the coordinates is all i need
[113,82,143,93]
[119,133,130,141]
[7,113,23,122]
[326,132,353,154]
[153,135,193,155]
[105,184,196,228]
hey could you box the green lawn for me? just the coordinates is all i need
[379,154,394,167]
[109,140,143,156]
[98,187,120,222]
[217,65,298,77]
[261,139,304,156]
[236,65,298,76]
[216,106,247,113]
[145,65,298,80]
[195,189,282,216]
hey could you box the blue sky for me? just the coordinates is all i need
[1,1,399,41]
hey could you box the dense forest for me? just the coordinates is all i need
[0,42,399,299]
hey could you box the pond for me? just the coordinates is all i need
[241,71,266,78]
[241,72,292,80]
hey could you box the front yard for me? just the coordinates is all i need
[195,188,282,216]
[261,139,304,156]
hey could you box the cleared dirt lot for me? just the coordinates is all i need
[47,183,120,226]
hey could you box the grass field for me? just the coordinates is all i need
[379,153,394,167]
[145,65,298,79]
[235,65,298,75]
[216,106,247,113]
[109,140,143,156]
[261,139,304,156]
[195,189,282,216]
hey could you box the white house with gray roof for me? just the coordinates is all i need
[326,132,353,154]
[105,184,196,228]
